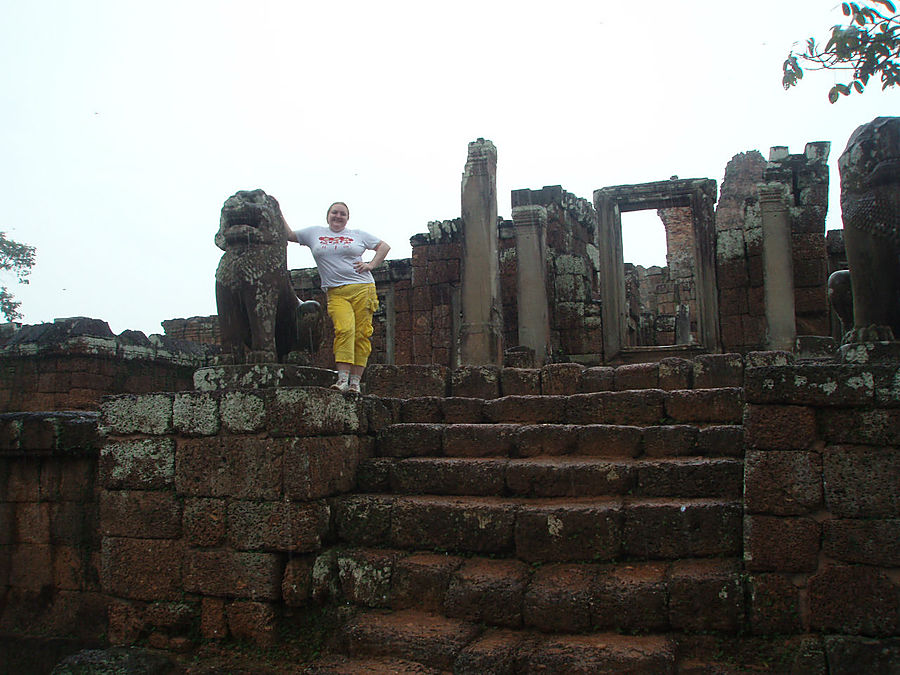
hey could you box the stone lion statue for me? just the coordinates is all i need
[838,116,900,343]
[214,189,323,364]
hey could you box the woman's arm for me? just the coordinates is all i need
[284,220,298,243]
[354,241,391,273]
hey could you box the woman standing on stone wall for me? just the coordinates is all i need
[285,202,390,393]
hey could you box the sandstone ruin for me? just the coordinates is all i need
[0,121,898,673]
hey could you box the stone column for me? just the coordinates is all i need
[758,183,796,351]
[459,138,503,365]
[512,204,550,365]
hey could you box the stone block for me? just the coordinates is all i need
[399,398,442,423]
[376,424,443,458]
[744,450,823,515]
[445,558,530,628]
[172,392,220,436]
[642,425,698,458]
[665,388,744,423]
[580,366,616,393]
[515,425,580,457]
[392,457,505,496]
[175,436,284,500]
[267,387,363,437]
[227,500,329,552]
[657,358,693,391]
[636,458,742,499]
[100,438,175,490]
[101,538,183,601]
[809,565,899,636]
[440,397,485,423]
[333,495,394,547]
[363,396,400,433]
[744,365,875,406]
[49,501,96,546]
[183,550,282,600]
[390,552,461,612]
[818,408,900,445]
[692,354,744,389]
[483,396,566,424]
[100,490,181,539]
[283,435,360,500]
[450,366,500,399]
[824,519,900,567]
[200,596,227,640]
[220,391,266,433]
[107,598,145,645]
[282,555,314,607]
[227,600,277,648]
[182,497,226,547]
[575,425,643,458]
[520,633,675,673]
[824,636,900,673]
[743,405,817,450]
[567,391,666,425]
[623,500,741,559]
[823,445,900,517]
[391,496,516,554]
[101,394,173,435]
[14,502,50,544]
[747,573,803,635]
[592,562,668,632]
[9,544,52,590]
[668,559,744,633]
[541,363,584,395]
[743,515,820,572]
[507,458,633,498]
[500,368,541,396]
[696,425,745,458]
[613,363,659,391]
[337,549,397,608]
[455,629,532,675]
[363,365,448,398]
[515,501,622,563]
[443,424,518,458]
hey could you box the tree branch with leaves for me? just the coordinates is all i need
[0,232,36,322]
[784,0,900,102]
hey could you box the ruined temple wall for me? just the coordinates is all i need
[742,360,900,644]
[0,412,106,641]
[511,187,602,361]
[0,320,211,413]
[715,146,831,353]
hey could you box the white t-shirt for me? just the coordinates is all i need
[294,226,382,290]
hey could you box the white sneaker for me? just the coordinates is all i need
[331,380,349,393]
[348,381,361,394]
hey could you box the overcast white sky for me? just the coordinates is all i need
[2,0,898,335]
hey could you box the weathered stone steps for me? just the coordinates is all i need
[303,655,447,674]
[358,456,743,499]
[332,494,741,561]
[326,609,678,674]
[321,548,746,636]
[376,422,744,459]
[386,388,744,426]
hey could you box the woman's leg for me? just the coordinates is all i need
[347,284,378,392]
[326,288,356,390]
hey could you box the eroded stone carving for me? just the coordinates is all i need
[214,189,323,364]
[838,116,900,343]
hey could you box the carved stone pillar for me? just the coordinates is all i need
[759,183,796,351]
[512,204,550,365]
[459,138,503,365]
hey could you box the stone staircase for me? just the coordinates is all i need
[303,386,753,674]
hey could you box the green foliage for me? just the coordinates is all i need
[783,0,900,102]
[0,231,36,321]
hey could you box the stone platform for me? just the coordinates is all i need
[193,363,335,391]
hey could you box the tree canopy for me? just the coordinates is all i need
[783,0,900,102]
[0,232,36,322]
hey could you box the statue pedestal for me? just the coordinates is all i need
[839,341,900,364]
[193,364,335,391]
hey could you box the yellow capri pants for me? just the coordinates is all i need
[326,283,379,367]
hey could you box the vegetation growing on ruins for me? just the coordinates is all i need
[783,0,900,102]
[0,231,35,321]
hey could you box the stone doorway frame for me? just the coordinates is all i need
[593,178,721,363]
